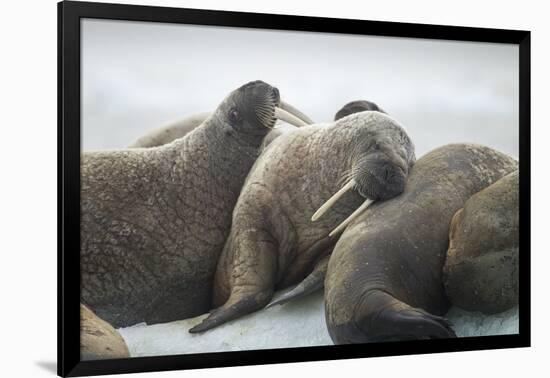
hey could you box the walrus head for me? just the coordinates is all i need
[313,112,415,236]
[334,100,386,120]
[214,80,312,143]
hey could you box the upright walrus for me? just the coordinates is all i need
[189,111,416,333]
[325,144,518,343]
[443,170,519,314]
[81,81,310,327]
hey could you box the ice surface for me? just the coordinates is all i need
[118,288,518,357]
[447,306,519,337]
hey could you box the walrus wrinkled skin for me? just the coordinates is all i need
[443,170,519,314]
[80,304,130,360]
[81,81,296,327]
[325,144,518,344]
[128,112,210,148]
[189,111,415,333]
[334,100,386,120]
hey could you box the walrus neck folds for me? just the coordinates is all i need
[318,124,365,193]
[169,114,267,162]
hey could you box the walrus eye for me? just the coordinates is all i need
[373,142,381,151]
[228,108,241,125]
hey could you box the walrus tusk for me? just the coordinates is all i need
[279,101,314,125]
[311,179,356,221]
[329,198,374,237]
[274,107,310,127]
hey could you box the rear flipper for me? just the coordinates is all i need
[356,290,456,342]
[188,290,273,333]
[189,229,277,333]
[266,255,329,308]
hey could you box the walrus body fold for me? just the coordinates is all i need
[81,81,310,327]
[190,111,415,333]
[325,143,518,344]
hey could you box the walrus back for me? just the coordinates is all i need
[81,122,263,327]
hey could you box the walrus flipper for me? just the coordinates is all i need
[356,290,456,342]
[189,230,278,333]
[266,254,329,308]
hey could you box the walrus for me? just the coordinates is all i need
[80,304,129,360]
[325,143,518,343]
[443,170,519,314]
[250,99,390,308]
[129,103,313,148]
[189,111,416,333]
[81,80,310,327]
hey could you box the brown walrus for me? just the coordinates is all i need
[443,170,519,314]
[80,304,129,360]
[81,81,309,327]
[260,99,390,307]
[189,111,415,333]
[325,143,518,343]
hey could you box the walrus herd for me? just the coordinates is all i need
[80,80,520,359]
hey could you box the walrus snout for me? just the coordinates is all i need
[239,80,280,106]
[360,163,407,201]
[236,81,312,131]
[271,87,280,103]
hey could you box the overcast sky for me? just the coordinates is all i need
[81,19,518,158]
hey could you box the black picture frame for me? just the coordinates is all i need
[58,1,531,376]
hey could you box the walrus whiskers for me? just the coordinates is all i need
[329,198,374,237]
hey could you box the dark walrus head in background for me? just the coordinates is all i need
[334,100,386,121]
[212,80,312,145]
[312,111,415,236]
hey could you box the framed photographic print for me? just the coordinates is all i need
[58,0,531,376]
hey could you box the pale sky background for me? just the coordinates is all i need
[81,19,519,158]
